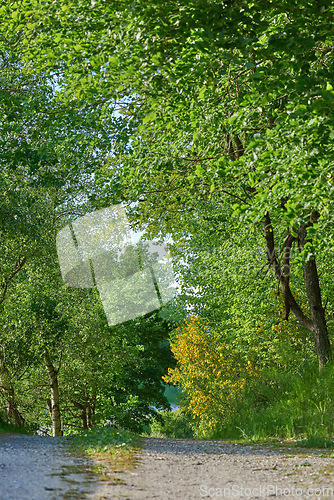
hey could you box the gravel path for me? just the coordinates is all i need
[93,438,334,500]
[1,434,334,499]
[0,433,94,500]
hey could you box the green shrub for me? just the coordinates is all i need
[149,408,194,438]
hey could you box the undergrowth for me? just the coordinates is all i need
[0,420,32,435]
[214,362,334,446]
[149,408,194,438]
[155,361,334,448]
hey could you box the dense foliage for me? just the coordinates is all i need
[1,1,334,440]
[0,51,174,435]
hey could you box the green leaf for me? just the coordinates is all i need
[143,112,157,124]
[108,56,119,66]
[226,115,238,125]
[198,85,207,100]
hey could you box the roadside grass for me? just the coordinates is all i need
[215,364,334,448]
[147,409,334,461]
[296,436,334,449]
[67,425,141,485]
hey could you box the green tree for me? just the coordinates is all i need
[0,50,121,432]
[171,201,316,364]
[0,48,117,307]
[58,288,141,431]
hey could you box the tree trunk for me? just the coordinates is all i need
[300,229,332,370]
[88,392,96,428]
[80,404,89,429]
[44,351,62,436]
[0,358,25,427]
[71,399,88,428]
[264,212,332,371]
[71,391,96,429]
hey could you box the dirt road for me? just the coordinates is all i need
[0,434,334,499]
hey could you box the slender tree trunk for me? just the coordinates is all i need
[88,392,96,428]
[0,358,25,427]
[305,264,331,369]
[71,399,89,428]
[299,227,332,370]
[87,405,93,429]
[80,404,89,429]
[44,351,62,436]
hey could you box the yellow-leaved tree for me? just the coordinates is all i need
[163,316,254,435]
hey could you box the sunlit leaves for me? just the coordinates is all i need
[164,316,254,435]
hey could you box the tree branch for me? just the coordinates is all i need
[0,255,28,306]
[264,212,313,330]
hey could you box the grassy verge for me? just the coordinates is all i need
[215,365,334,447]
[68,425,141,486]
